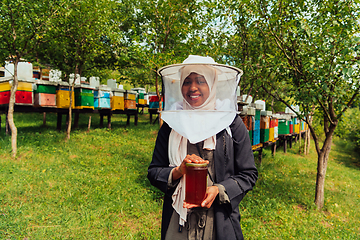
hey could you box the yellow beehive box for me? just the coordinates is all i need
[269,127,274,142]
[111,96,124,110]
[0,81,11,92]
[294,124,300,134]
[0,81,33,92]
[56,90,75,108]
[125,91,136,100]
[138,99,147,105]
[18,81,33,91]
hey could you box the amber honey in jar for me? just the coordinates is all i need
[185,162,208,205]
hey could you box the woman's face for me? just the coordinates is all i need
[181,72,210,107]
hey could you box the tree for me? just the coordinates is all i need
[116,0,213,124]
[0,0,63,157]
[222,0,360,209]
[37,0,117,140]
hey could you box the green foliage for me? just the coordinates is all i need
[0,0,65,64]
[35,0,118,79]
[335,107,360,155]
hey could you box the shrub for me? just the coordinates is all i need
[335,107,360,154]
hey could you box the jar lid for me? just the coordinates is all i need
[185,162,208,167]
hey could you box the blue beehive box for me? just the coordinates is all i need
[94,85,111,109]
[255,120,260,130]
[94,90,111,98]
[94,97,111,109]
[252,129,260,145]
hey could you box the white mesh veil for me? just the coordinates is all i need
[158,55,243,143]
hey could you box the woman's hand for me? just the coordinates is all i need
[183,185,219,209]
[172,154,209,181]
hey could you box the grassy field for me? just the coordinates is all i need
[0,112,359,239]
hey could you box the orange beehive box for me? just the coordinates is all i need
[124,99,136,110]
[34,93,56,107]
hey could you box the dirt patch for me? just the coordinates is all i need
[321,220,333,228]
[293,204,307,211]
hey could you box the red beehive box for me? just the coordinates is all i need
[15,90,33,105]
[241,115,253,131]
[0,91,10,105]
[0,91,33,105]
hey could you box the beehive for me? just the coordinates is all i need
[125,90,136,100]
[252,129,260,145]
[94,86,111,109]
[260,115,270,143]
[240,115,253,131]
[149,95,163,109]
[34,93,56,107]
[124,99,136,110]
[56,89,75,108]
[111,89,125,110]
[74,85,94,109]
[278,119,290,135]
[0,79,33,105]
[34,80,57,107]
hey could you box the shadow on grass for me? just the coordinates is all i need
[331,138,360,170]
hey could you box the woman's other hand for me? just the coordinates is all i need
[183,185,219,209]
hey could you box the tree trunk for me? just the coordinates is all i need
[306,114,313,155]
[304,127,308,154]
[315,145,330,209]
[155,73,163,127]
[66,82,74,140]
[314,123,335,209]
[43,112,47,126]
[8,59,19,158]
[299,121,302,154]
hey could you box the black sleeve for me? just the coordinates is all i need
[147,123,176,196]
[218,115,258,211]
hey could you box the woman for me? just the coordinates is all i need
[148,55,258,240]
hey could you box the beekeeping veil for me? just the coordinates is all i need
[158,55,243,143]
[158,55,243,226]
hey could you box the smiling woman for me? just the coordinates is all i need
[181,73,210,107]
[148,55,258,240]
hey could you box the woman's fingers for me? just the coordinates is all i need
[183,186,219,209]
[201,186,219,208]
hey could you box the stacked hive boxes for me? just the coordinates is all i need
[260,111,271,143]
[272,118,279,140]
[0,79,34,105]
[131,88,147,105]
[74,85,94,109]
[294,117,300,134]
[278,116,290,135]
[289,118,293,134]
[252,105,261,145]
[94,86,111,109]
[149,94,163,109]
[111,88,125,110]
[56,82,75,108]
[240,111,253,144]
[33,68,41,80]
[124,90,137,110]
[0,79,12,105]
[137,92,147,105]
[34,80,57,107]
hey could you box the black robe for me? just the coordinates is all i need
[148,115,258,240]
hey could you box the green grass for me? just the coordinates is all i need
[0,112,359,239]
